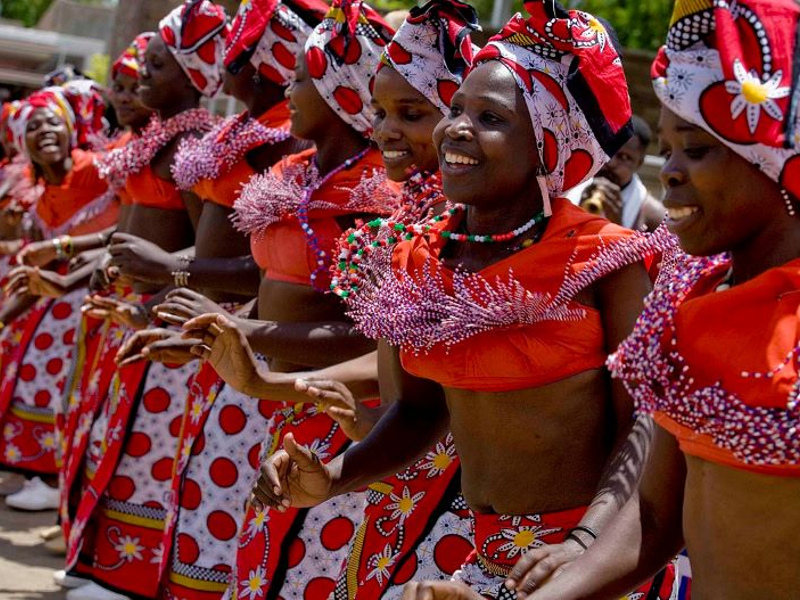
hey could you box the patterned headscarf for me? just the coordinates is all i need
[24,82,107,152]
[304,0,395,134]
[112,32,154,81]
[380,0,480,114]
[225,0,328,86]
[652,0,800,202]
[159,0,229,97]
[1,101,22,151]
[5,100,32,155]
[472,0,632,216]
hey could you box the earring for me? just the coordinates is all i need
[251,72,262,86]
[781,188,797,216]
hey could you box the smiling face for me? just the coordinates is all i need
[432,61,539,208]
[25,107,70,166]
[371,67,442,182]
[139,35,194,110]
[109,72,153,130]
[658,107,783,256]
[285,50,338,140]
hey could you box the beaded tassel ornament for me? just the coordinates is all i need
[171,112,291,190]
[608,246,800,467]
[95,108,218,188]
[343,218,676,353]
[232,148,401,290]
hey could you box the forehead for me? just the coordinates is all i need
[372,67,430,105]
[456,61,522,109]
[146,34,169,58]
[28,107,61,122]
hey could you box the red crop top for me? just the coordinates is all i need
[124,165,184,210]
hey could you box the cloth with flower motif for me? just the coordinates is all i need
[70,359,197,597]
[456,509,678,599]
[159,0,229,97]
[303,0,394,134]
[380,0,479,114]
[609,248,800,476]
[158,361,275,600]
[333,434,470,599]
[227,402,361,600]
[236,146,399,288]
[651,0,800,201]
[471,0,632,216]
[112,32,153,81]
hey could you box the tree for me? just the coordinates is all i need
[0,0,54,26]
[107,0,182,61]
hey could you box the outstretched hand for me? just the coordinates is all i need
[154,288,228,326]
[295,378,381,441]
[82,294,149,330]
[250,432,333,512]
[182,313,264,395]
[115,327,200,366]
[4,265,67,298]
[107,232,179,284]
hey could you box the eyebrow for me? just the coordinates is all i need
[657,124,702,134]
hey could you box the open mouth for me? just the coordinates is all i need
[665,205,700,232]
[444,151,479,166]
[381,150,410,160]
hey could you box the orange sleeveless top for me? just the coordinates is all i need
[36,148,119,236]
[124,164,184,210]
[376,199,641,392]
[192,102,291,209]
[247,147,395,288]
[609,251,800,476]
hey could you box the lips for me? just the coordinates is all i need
[444,151,479,166]
[665,205,701,233]
[381,150,409,160]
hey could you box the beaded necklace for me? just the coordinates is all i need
[331,204,545,299]
[299,146,371,290]
[95,108,217,187]
[171,111,290,190]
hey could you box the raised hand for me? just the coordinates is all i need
[251,433,333,512]
[295,378,382,441]
[401,581,483,600]
[154,288,228,326]
[115,327,200,366]
[3,265,67,298]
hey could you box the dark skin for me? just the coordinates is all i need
[509,109,800,600]
[180,66,447,435]
[247,64,654,600]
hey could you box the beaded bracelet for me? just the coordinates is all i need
[52,236,66,260]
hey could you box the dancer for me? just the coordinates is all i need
[246,2,679,599]
[505,0,800,598]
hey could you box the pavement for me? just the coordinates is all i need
[0,472,66,600]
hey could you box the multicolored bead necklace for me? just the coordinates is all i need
[298,146,371,291]
[331,204,546,299]
[96,108,218,187]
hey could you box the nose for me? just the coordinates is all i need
[660,153,686,189]
[445,112,473,141]
[373,115,401,143]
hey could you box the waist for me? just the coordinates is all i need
[471,506,588,577]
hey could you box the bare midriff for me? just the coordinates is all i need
[258,277,351,373]
[683,455,800,600]
[446,368,611,515]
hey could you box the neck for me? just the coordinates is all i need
[41,155,72,185]
[314,127,368,175]
[246,86,286,119]
[465,178,544,236]
[159,94,200,120]
[731,215,800,284]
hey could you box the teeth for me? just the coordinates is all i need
[382,150,409,159]
[666,206,699,220]
[445,152,478,166]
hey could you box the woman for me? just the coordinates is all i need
[0,84,111,511]
[61,4,227,599]
[180,2,397,598]
[505,0,800,598]
[245,2,678,599]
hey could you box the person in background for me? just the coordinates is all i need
[578,115,664,232]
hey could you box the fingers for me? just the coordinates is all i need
[182,313,224,338]
[295,379,356,409]
[255,449,291,511]
[146,337,196,364]
[189,344,212,361]
[507,548,565,598]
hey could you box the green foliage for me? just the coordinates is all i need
[85,53,110,85]
[369,0,671,51]
[0,0,54,26]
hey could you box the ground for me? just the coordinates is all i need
[0,472,65,600]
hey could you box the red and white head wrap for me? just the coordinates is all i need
[112,32,154,81]
[652,0,800,202]
[23,82,107,152]
[380,0,480,114]
[225,0,328,86]
[1,100,23,152]
[472,0,632,216]
[304,0,395,134]
[159,0,229,97]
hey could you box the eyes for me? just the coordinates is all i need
[26,117,62,132]
[447,103,505,127]
[658,142,712,161]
